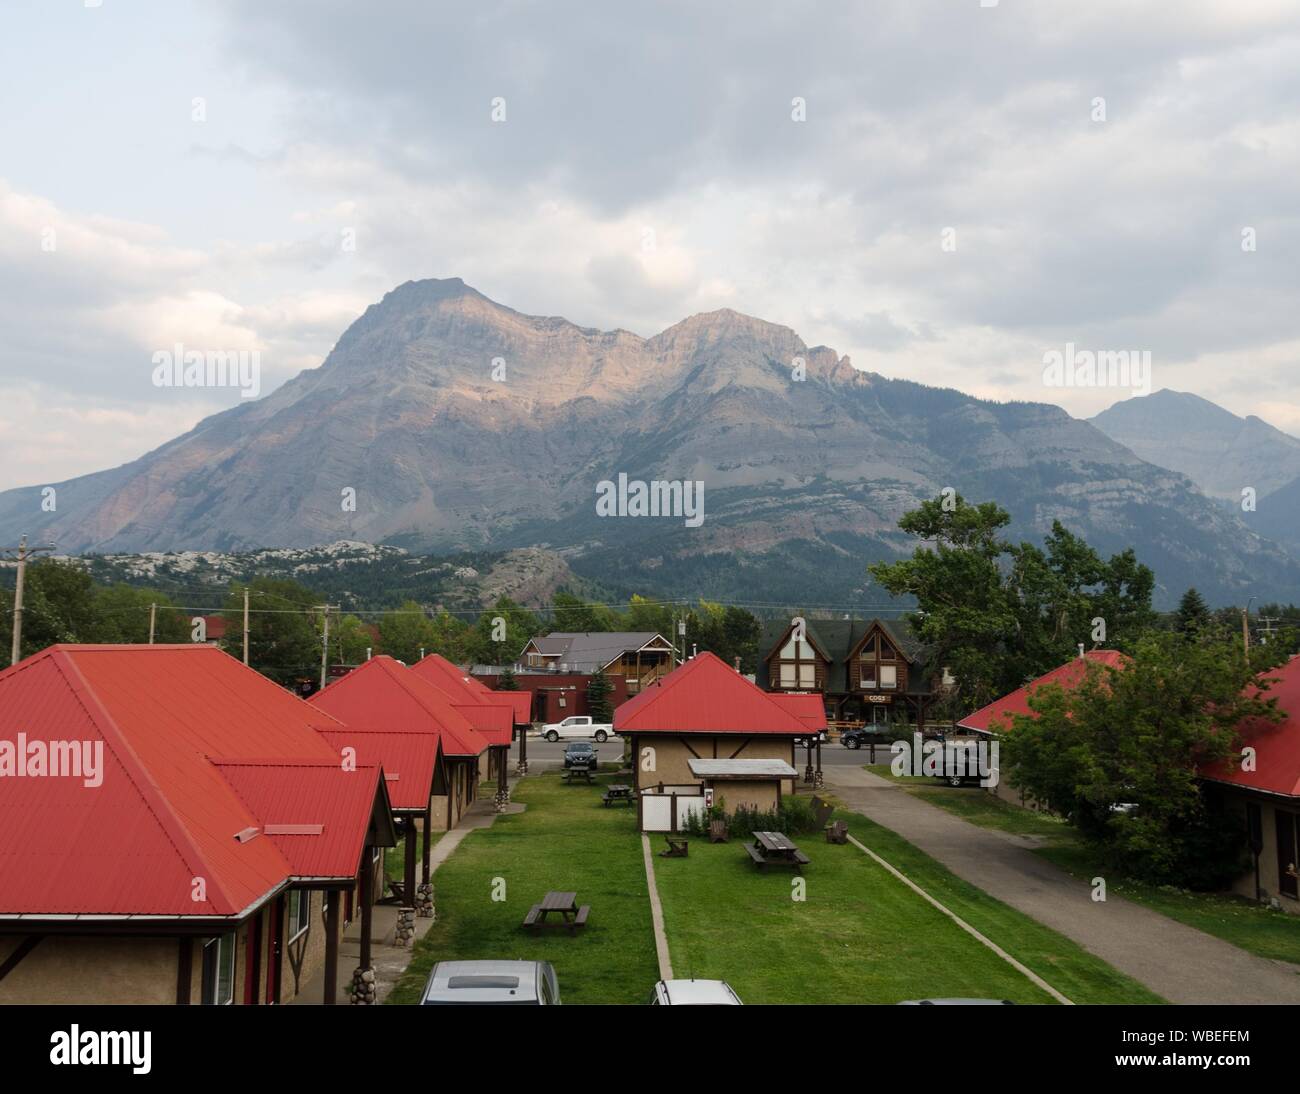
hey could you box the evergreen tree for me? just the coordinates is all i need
[496,665,520,690]
[1175,587,1212,635]
[586,666,614,723]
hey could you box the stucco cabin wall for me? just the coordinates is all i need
[633,735,799,797]
[0,935,177,1004]
[713,779,780,812]
[1220,792,1300,915]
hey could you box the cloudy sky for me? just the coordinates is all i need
[2,0,1297,491]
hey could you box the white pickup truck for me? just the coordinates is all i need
[539,715,615,743]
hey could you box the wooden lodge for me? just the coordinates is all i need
[757,617,946,730]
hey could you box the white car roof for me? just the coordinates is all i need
[658,979,742,1004]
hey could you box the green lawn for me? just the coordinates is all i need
[830,808,1164,1004]
[866,765,1300,969]
[387,773,659,1004]
[651,807,1162,1004]
[385,768,1163,1005]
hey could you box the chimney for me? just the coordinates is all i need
[1078,643,1085,660]
[733,656,741,672]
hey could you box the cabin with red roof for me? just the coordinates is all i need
[311,656,489,839]
[410,652,526,790]
[957,649,1128,805]
[0,645,397,1005]
[614,653,824,830]
[1201,655,1300,913]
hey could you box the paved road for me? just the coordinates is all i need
[515,736,874,769]
[822,765,1300,1005]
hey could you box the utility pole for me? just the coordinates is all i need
[243,587,250,666]
[2,535,55,666]
[149,602,157,644]
[318,604,334,691]
[1243,596,1257,662]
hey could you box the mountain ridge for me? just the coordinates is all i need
[2,278,1298,608]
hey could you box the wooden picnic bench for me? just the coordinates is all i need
[745,830,810,872]
[601,783,635,807]
[563,767,594,784]
[523,890,590,935]
[825,820,848,844]
[659,836,689,858]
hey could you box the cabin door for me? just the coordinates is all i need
[1275,810,1298,899]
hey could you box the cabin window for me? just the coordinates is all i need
[859,666,877,689]
[880,665,898,690]
[879,639,896,661]
[201,933,236,1005]
[287,890,311,941]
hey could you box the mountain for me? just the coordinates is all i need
[2,277,1298,608]
[30,542,599,614]
[1091,389,1300,502]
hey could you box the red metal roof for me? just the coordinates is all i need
[311,656,490,757]
[213,759,387,878]
[957,650,1128,733]
[315,729,444,812]
[768,693,829,732]
[412,653,526,743]
[614,652,811,735]
[1201,656,1300,798]
[0,644,378,919]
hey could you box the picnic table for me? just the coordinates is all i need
[563,767,594,784]
[744,830,810,872]
[601,783,635,807]
[522,890,590,934]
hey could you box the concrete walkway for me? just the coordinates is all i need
[640,835,674,981]
[291,789,525,1005]
[823,766,1300,1004]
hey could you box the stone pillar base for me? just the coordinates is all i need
[813,770,825,789]
[416,881,436,920]
[803,764,815,785]
[515,760,529,777]
[395,906,416,948]
[349,966,377,1005]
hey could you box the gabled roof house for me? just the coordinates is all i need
[0,644,397,1005]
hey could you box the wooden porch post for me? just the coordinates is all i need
[358,851,373,972]
[421,801,433,886]
[243,909,262,1004]
[403,815,418,908]
[323,890,340,1005]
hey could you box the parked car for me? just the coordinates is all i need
[541,715,614,742]
[563,741,598,769]
[421,960,561,1005]
[839,727,893,750]
[649,979,743,1005]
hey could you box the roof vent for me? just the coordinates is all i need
[233,826,260,843]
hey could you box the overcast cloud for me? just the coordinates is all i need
[1,0,1297,490]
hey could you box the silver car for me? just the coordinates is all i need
[421,960,561,1005]
[649,979,743,1005]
